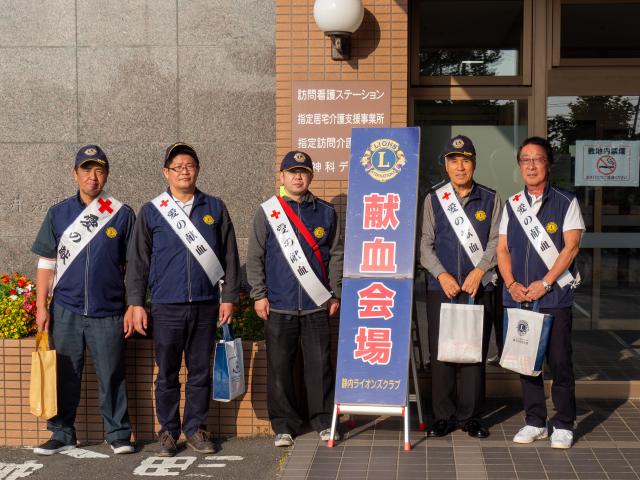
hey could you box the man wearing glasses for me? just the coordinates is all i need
[126,143,241,456]
[247,151,343,447]
[497,136,584,449]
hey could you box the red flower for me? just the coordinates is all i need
[9,289,16,295]
[1,276,9,284]
[17,279,26,287]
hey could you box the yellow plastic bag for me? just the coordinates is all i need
[29,332,57,420]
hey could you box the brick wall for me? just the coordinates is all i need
[0,338,270,447]
[275,0,409,215]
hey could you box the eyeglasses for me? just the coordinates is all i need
[166,164,198,173]
[519,156,547,166]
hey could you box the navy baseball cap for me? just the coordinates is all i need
[280,150,313,172]
[442,135,476,159]
[75,145,109,169]
[164,142,199,167]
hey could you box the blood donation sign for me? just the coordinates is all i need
[328,127,420,450]
[575,140,640,187]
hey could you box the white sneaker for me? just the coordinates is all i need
[319,428,341,441]
[513,425,548,444]
[550,427,573,449]
[274,433,294,447]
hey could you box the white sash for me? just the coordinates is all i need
[261,196,332,307]
[435,183,496,286]
[53,193,123,289]
[152,192,225,288]
[509,190,578,288]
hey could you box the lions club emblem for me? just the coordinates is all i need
[105,227,117,238]
[313,226,325,239]
[475,210,487,221]
[546,221,558,234]
[294,152,306,163]
[517,320,529,336]
[452,138,465,149]
[360,138,406,183]
[84,147,97,156]
[203,214,215,225]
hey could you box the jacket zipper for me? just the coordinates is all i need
[297,201,302,311]
[84,243,90,316]
[187,206,193,302]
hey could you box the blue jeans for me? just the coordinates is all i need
[48,303,131,443]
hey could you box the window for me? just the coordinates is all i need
[413,0,530,84]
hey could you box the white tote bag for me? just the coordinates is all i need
[499,301,553,376]
[437,296,484,364]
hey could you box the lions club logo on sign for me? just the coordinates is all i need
[360,138,406,183]
[313,226,325,239]
[105,227,117,238]
[475,210,487,221]
[517,320,529,336]
[546,221,558,234]
[203,214,215,225]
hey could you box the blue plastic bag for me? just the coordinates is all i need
[212,324,245,402]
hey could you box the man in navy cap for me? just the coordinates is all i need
[31,145,135,455]
[247,151,343,447]
[126,142,241,456]
[419,135,502,439]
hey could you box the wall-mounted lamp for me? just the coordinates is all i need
[313,0,364,61]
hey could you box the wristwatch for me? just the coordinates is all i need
[542,279,553,293]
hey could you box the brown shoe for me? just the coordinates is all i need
[158,430,178,457]
[186,429,216,454]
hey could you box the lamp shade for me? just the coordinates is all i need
[313,0,364,34]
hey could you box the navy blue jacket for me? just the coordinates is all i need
[427,183,497,293]
[31,192,135,317]
[503,183,578,309]
[247,193,343,312]
[125,189,240,306]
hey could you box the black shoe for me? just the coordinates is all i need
[33,437,76,455]
[427,419,456,437]
[462,420,490,439]
[110,438,135,454]
[186,429,217,454]
[158,431,178,457]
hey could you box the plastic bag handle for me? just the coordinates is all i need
[450,295,475,305]
[222,324,234,342]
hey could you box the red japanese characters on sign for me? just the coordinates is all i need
[362,193,400,230]
[357,282,396,320]
[360,237,397,273]
[354,327,393,365]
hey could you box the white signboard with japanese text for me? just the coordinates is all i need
[575,140,640,187]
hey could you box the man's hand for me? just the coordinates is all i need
[508,282,529,303]
[124,306,135,338]
[219,302,234,325]
[130,306,148,336]
[36,307,50,333]
[525,280,547,302]
[254,298,269,321]
[327,298,340,317]
[437,272,461,299]
[461,268,484,298]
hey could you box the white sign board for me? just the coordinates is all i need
[575,140,640,187]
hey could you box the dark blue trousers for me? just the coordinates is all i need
[48,302,131,444]
[151,301,218,439]
[519,306,576,430]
